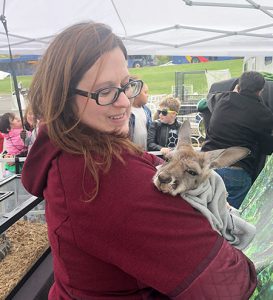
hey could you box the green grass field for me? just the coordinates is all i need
[0,75,33,94]
[0,59,243,96]
[130,59,243,95]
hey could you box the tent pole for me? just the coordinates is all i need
[0,14,25,130]
[183,1,273,10]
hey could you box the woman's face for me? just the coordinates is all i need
[75,47,131,134]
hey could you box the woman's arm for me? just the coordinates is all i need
[171,239,256,299]
[65,154,257,299]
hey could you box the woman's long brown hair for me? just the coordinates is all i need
[28,22,142,200]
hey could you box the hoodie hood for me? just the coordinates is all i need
[21,126,61,197]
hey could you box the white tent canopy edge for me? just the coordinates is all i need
[1,0,273,56]
[0,70,9,79]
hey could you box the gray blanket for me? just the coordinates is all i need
[181,170,256,250]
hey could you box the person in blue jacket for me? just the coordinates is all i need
[129,78,152,150]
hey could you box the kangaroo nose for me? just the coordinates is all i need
[158,174,172,184]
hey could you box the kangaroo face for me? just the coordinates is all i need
[153,145,211,196]
[153,120,250,197]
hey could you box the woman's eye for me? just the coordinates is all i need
[186,170,198,176]
[99,88,112,96]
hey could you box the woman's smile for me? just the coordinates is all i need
[109,112,126,121]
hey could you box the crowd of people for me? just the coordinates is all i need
[198,71,273,208]
[0,106,39,176]
[1,20,272,299]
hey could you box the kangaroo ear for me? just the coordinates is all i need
[206,147,251,169]
[176,120,192,147]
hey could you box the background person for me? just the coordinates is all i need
[147,96,182,155]
[20,105,41,153]
[0,131,4,153]
[23,104,35,132]
[0,112,30,175]
[201,71,273,209]
[20,119,40,153]
[22,22,256,300]
[129,77,152,150]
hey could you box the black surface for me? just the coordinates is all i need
[7,249,53,300]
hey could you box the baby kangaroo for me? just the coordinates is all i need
[153,120,256,250]
[153,120,250,196]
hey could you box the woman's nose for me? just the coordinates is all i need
[113,91,131,107]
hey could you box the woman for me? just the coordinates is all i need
[22,22,257,299]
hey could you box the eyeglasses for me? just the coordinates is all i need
[73,80,143,106]
[157,109,176,116]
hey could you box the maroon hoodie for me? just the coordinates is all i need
[22,127,257,299]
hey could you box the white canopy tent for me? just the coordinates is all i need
[1,0,273,56]
[0,70,9,79]
[0,70,12,96]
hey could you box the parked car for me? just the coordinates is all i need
[171,56,241,65]
[128,55,155,68]
[171,56,208,64]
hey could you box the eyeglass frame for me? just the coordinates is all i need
[73,79,143,106]
[157,109,177,116]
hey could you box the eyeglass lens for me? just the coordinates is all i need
[98,81,142,105]
[158,110,168,116]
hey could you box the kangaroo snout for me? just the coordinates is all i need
[154,171,181,196]
[157,173,172,184]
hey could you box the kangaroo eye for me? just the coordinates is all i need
[164,157,170,163]
[186,170,198,176]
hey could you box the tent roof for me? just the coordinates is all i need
[1,0,273,56]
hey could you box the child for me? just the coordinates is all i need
[0,132,4,154]
[23,105,35,131]
[129,77,152,150]
[147,96,181,155]
[20,105,40,152]
[0,112,30,175]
